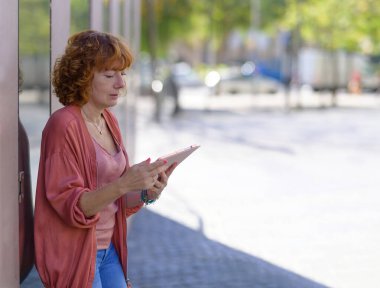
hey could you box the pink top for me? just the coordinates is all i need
[93,138,126,249]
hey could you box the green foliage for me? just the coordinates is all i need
[70,0,89,33]
[19,0,380,58]
[141,0,195,55]
[259,0,287,33]
[19,0,90,56]
[141,0,253,58]
[281,0,380,53]
[19,0,50,56]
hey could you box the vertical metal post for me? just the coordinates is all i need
[133,0,141,58]
[122,0,141,162]
[90,0,104,31]
[50,0,70,113]
[0,0,19,285]
[124,0,132,43]
[109,0,120,35]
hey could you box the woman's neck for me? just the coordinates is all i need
[81,104,103,123]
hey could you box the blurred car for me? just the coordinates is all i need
[139,60,205,95]
[216,74,282,95]
[215,61,282,95]
[170,62,205,88]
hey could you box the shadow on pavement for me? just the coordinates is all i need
[22,207,330,288]
[128,208,330,288]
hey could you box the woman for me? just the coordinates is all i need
[34,30,175,288]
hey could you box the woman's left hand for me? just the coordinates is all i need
[147,162,177,201]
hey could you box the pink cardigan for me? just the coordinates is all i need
[34,105,142,288]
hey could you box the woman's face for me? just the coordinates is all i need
[88,68,126,109]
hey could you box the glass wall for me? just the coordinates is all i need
[0,0,19,285]
[19,2,140,285]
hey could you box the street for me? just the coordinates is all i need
[21,90,380,288]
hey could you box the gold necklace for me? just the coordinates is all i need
[82,109,104,135]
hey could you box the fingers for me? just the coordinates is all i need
[135,158,167,177]
[146,160,168,182]
[124,158,173,192]
[134,157,151,166]
[165,162,177,178]
[137,158,169,174]
[148,159,167,172]
[154,178,165,189]
[155,162,177,186]
[143,162,178,202]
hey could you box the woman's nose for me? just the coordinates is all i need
[114,73,126,88]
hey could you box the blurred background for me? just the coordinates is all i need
[19,1,380,288]
[19,0,380,103]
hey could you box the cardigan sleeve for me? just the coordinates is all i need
[44,151,100,228]
[126,203,143,218]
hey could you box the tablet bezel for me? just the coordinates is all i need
[158,144,200,167]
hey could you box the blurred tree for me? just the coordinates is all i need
[141,0,255,63]
[282,0,380,54]
[20,0,379,58]
[71,0,89,34]
[19,0,89,55]
[19,0,50,56]
[350,0,380,54]
[258,0,288,33]
[141,0,194,56]
[207,0,252,63]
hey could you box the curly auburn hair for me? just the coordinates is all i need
[52,30,133,106]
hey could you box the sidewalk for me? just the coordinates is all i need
[129,94,380,288]
[21,94,329,288]
[21,209,328,288]
[127,208,328,288]
[21,91,380,287]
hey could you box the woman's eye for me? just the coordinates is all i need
[104,71,126,78]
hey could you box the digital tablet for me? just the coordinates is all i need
[159,144,200,167]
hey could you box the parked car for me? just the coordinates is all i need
[140,60,205,95]
[216,74,282,95]
[169,62,205,88]
[215,62,282,95]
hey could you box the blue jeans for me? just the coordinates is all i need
[92,242,127,288]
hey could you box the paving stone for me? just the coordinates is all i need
[127,208,328,288]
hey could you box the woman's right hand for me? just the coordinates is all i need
[118,158,168,195]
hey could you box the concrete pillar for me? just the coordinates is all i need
[133,0,141,55]
[109,0,120,35]
[124,0,132,43]
[90,0,104,31]
[122,0,141,161]
[50,0,70,113]
[0,0,19,285]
